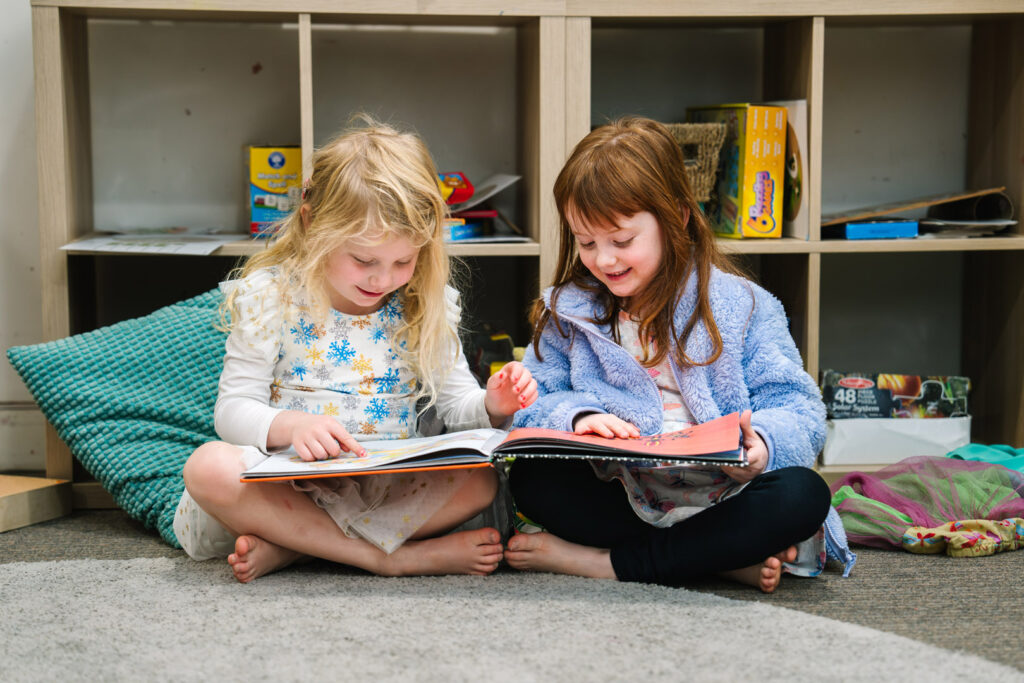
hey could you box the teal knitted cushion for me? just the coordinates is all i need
[6,289,226,547]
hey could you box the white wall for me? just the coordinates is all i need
[0,0,44,472]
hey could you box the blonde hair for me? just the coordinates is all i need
[226,116,457,408]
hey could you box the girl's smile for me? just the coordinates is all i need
[325,234,420,315]
[569,210,664,307]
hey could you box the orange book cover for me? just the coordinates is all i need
[241,412,745,482]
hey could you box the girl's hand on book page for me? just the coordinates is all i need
[485,361,538,421]
[721,409,768,483]
[288,413,366,462]
[573,413,641,439]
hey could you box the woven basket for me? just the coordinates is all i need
[664,122,727,202]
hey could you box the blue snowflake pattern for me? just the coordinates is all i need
[290,362,309,381]
[396,404,411,425]
[379,296,403,323]
[371,326,388,344]
[365,398,389,422]
[374,368,401,394]
[327,339,356,365]
[289,319,319,347]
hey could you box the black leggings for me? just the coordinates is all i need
[509,458,831,586]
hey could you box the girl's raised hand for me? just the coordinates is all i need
[573,413,641,439]
[288,413,366,462]
[721,409,768,483]
[484,361,538,425]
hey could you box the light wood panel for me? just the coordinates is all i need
[963,251,1024,446]
[565,1,1023,18]
[33,6,91,480]
[57,232,1024,258]
[764,16,824,242]
[299,13,314,181]
[33,0,1024,18]
[520,17,566,289]
[0,475,71,533]
[564,17,590,155]
[32,1,566,17]
[965,17,1024,447]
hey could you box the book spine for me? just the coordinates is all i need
[443,221,487,241]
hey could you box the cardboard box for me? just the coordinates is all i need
[820,370,970,419]
[822,416,971,465]
[767,99,808,240]
[687,103,787,238]
[248,146,301,236]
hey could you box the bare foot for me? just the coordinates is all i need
[504,531,616,579]
[381,528,504,577]
[228,535,303,584]
[720,545,798,593]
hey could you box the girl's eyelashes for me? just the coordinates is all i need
[351,255,414,267]
[574,236,633,248]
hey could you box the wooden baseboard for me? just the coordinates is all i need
[0,475,71,532]
[72,481,117,509]
[816,463,887,487]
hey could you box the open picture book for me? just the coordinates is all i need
[241,412,746,482]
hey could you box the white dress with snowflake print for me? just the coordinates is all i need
[211,267,489,554]
[271,281,418,440]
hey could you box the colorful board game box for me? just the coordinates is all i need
[248,146,301,237]
[820,370,971,419]
[687,104,787,238]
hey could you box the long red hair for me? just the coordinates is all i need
[532,116,745,369]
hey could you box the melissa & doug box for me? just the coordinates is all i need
[687,104,786,238]
[820,370,972,465]
[248,146,301,236]
[820,370,971,419]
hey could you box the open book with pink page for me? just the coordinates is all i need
[241,411,746,482]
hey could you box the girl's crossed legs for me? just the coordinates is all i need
[506,458,831,592]
[181,442,503,582]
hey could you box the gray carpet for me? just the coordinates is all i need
[2,555,1021,682]
[2,511,1023,680]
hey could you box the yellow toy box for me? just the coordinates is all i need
[687,104,787,238]
[248,146,301,236]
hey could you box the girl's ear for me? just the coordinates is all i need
[678,201,691,228]
[299,203,311,232]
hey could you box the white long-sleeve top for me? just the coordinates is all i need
[213,267,489,452]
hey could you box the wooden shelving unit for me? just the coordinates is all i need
[27,1,1024,512]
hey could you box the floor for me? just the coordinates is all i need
[1,509,1022,672]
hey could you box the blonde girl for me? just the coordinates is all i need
[505,116,854,592]
[175,118,537,582]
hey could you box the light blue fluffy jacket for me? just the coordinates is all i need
[513,267,855,574]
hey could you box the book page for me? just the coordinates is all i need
[242,428,505,480]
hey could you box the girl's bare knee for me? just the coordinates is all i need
[182,442,242,507]
[462,467,499,513]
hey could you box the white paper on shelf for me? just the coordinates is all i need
[60,234,241,256]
